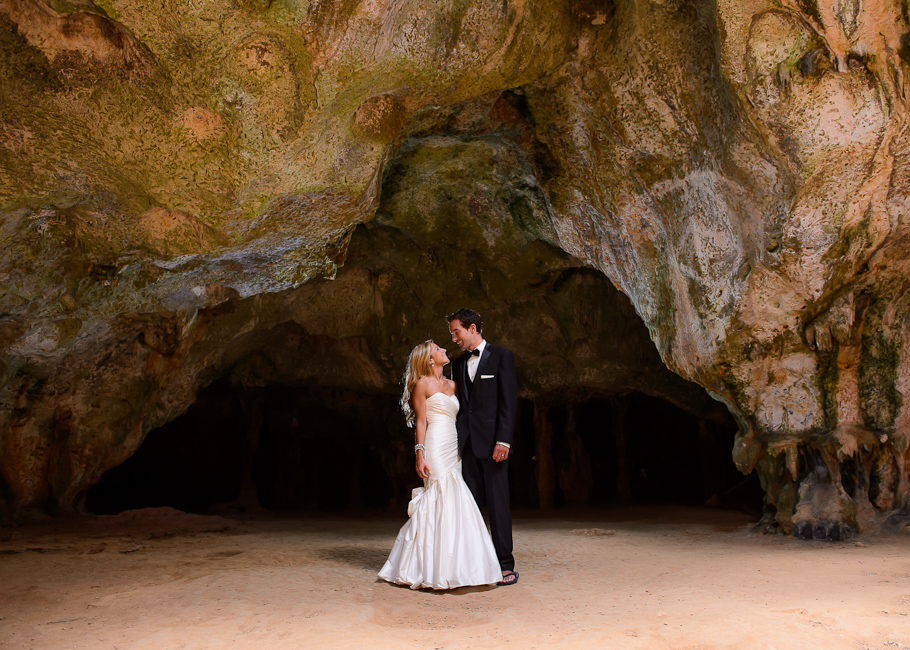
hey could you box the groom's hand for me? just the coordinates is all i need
[493,444,510,462]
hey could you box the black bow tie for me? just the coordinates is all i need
[466,348,480,357]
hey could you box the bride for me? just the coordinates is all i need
[378,341,502,589]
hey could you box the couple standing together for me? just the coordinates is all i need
[379,308,519,589]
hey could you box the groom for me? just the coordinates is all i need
[447,308,519,586]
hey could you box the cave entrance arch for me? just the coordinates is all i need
[88,99,758,520]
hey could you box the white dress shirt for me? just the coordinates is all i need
[467,339,486,382]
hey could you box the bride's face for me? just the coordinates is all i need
[430,344,449,367]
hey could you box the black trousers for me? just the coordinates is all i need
[461,441,514,572]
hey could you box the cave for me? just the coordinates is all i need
[6,0,910,644]
[2,0,910,575]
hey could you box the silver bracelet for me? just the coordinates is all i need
[415,444,425,454]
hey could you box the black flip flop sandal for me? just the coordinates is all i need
[497,571,519,586]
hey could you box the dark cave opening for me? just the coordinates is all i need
[86,379,408,515]
[84,382,246,515]
[86,379,760,517]
[506,394,757,511]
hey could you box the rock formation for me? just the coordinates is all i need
[2,0,909,536]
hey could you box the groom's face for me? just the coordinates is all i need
[448,320,478,351]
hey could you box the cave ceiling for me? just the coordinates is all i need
[2,0,910,536]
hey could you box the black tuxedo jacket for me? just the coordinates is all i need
[452,343,518,458]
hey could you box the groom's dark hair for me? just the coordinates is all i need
[447,308,482,334]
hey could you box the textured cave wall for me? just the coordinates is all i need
[2,0,910,534]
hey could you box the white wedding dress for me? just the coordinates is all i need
[378,392,502,589]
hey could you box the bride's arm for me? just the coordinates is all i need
[412,381,431,479]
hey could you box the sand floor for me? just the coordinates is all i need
[1,506,909,649]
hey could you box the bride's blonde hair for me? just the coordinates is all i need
[401,340,435,428]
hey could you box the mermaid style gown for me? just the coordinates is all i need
[378,392,502,589]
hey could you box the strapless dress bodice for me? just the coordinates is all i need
[426,392,459,423]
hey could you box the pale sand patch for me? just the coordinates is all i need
[1,506,908,649]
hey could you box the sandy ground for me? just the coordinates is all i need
[1,506,908,649]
